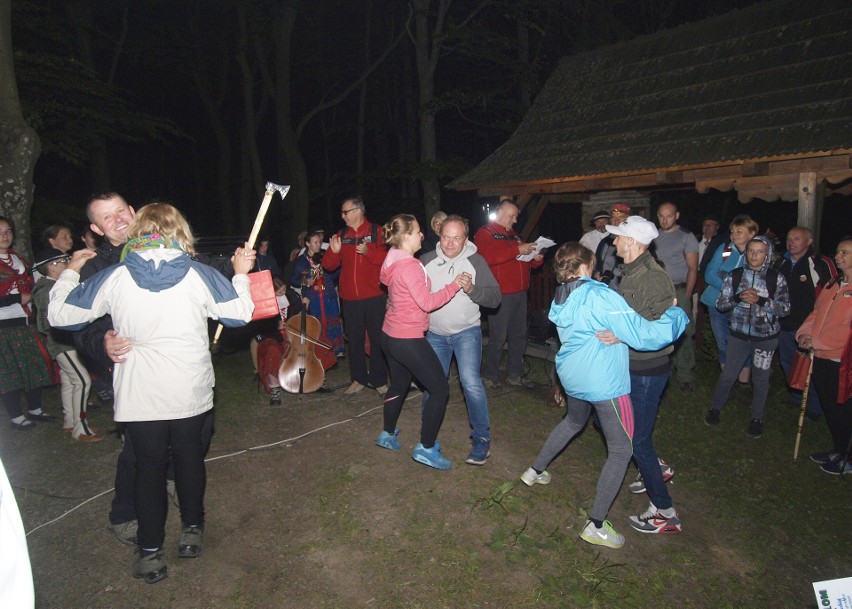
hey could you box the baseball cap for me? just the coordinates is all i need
[610,203,631,215]
[592,210,610,222]
[605,216,659,245]
[33,247,71,273]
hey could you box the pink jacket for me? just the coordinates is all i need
[797,281,852,361]
[380,248,460,339]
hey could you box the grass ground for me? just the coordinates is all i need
[3,341,850,608]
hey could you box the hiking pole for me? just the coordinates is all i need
[792,350,814,462]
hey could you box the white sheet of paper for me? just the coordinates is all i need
[517,236,556,261]
[813,577,852,609]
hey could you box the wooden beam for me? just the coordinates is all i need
[520,196,551,241]
[741,162,769,177]
[797,172,824,246]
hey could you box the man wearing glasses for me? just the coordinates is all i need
[322,197,389,395]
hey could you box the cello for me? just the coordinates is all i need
[278,272,327,394]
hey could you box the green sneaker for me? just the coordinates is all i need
[580,520,624,549]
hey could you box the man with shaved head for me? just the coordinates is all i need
[772,227,837,418]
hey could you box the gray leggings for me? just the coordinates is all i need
[711,334,778,420]
[533,394,634,523]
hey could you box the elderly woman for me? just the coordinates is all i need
[519,242,687,550]
[796,237,852,476]
[49,203,255,584]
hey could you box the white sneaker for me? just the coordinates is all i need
[520,467,551,486]
[580,520,625,549]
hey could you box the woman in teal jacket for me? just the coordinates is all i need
[520,242,687,550]
[700,216,758,368]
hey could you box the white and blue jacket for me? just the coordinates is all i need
[48,249,253,422]
[549,277,688,402]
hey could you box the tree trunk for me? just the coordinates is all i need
[413,0,443,222]
[0,0,40,261]
[273,1,308,255]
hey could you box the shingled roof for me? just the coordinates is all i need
[449,0,852,199]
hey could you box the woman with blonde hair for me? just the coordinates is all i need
[377,214,470,470]
[49,203,256,584]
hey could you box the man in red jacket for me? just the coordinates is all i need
[474,198,543,389]
[322,197,389,395]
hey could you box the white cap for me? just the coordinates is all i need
[605,216,659,245]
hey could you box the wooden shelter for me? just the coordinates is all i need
[448,0,852,243]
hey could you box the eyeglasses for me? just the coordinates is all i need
[440,235,464,243]
[340,208,359,216]
[49,258,71,266]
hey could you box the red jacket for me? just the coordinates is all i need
[473,222,543,295]
[321,220,388,301]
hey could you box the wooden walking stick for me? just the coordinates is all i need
[792,350,814,462]
[211,182,290,351]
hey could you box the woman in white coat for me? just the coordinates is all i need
[49,203,255,584]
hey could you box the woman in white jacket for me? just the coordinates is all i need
[49,203,255,584]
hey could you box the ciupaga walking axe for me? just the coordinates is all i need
[211,182,290,350]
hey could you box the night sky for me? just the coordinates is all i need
[16,0,846,259]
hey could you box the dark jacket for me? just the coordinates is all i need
[771,248,837,331]
[618,250,676,374]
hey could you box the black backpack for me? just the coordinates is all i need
[729,266,778,299]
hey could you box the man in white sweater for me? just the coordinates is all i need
[420,216,502,466]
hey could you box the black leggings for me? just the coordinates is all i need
[381,333,449,448]
[812,358,852,459]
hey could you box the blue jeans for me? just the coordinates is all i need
[425,327,490,443]
[630,373,672,510]
[708,307,731,364]
[778,330,822,415]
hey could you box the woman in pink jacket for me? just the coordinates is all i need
[376,214,470,470]
[796,236,852,476]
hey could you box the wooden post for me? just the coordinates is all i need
[797,172,824,247]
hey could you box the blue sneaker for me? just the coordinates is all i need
[412,443,452,470]
[465,440,491,466]
[376,428,401,451]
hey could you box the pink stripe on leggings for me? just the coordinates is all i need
[613,394,634,440]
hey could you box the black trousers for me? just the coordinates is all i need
[110,410,214,527]
[381,333,449,448]
[124,410,213,550]
[341,295,388,387]
[811,358,852,458]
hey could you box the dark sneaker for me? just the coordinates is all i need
[269,387,282,406]
[178,525,203,558]
[465,440,491,466]
[746,419,763,438]
[679,382,694,394]
[97,388,114,403]
[110,519,138,547]
[628,503,682,534]
[810,451,839,465]
[27,411,57,422]
[132,549,168,584]
[704,409,720,426]
[819,456,852,476]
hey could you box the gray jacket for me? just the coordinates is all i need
[420,241,501,335]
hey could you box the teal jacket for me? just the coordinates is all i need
[549,277,688,402]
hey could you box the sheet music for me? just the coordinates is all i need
[517,236,556,261]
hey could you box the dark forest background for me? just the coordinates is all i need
[14,0,839,262]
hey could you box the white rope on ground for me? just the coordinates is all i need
[23,392,419,537]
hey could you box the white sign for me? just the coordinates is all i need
[813,577,852,609]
